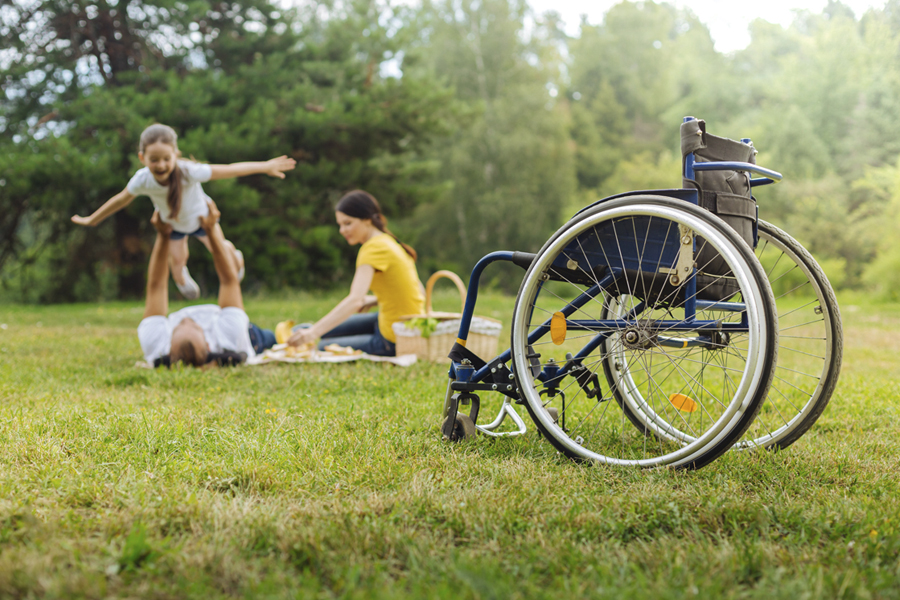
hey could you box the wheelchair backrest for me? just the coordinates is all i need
[681,118,759,276]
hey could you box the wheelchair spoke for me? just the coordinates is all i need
[737,220,841,450]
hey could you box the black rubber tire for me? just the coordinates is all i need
[736,219,843,450]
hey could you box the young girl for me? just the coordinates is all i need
[287,190,425,356]
[71,123,296,299]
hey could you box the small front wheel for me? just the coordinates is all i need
[442,413,477,442]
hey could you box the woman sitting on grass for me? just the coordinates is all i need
[288,190,424,356]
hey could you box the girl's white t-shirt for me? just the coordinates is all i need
[127,160,213,233]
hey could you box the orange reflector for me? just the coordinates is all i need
[550,312,567,345]
[669,393,698,413]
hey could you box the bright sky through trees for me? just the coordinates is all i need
[529,0,888,51]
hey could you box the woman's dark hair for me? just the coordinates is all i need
[139,124,183,220]
[336,190,417,260]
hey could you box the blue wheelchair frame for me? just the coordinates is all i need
[442,117,783,439]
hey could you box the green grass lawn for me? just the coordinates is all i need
[1,290,899,599]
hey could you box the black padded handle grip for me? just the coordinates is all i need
[512,252,536,270]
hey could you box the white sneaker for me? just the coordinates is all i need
[234,249,245,282]
[176,266,200,300]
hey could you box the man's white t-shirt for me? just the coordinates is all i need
[127,160,213,233]
[137,305,256,364]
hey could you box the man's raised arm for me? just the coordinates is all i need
[199,199,243,310]
[143,210,172,319]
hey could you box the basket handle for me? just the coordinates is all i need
[425,270,467,315]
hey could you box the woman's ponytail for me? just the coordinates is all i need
[369,212,417,261]
[167,163,183,220]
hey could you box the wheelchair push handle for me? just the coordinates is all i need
[692,161,783,186]
[682,116,782,187]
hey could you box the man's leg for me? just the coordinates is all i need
[199,200,243,311]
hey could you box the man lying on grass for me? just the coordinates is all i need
[138,199,271,367]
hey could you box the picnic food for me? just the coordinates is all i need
[323,343,363,356]
[284,342,314,358]
[274,320,296,344]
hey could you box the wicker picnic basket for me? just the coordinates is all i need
[392,270,502,362]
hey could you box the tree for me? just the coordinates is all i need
[1,0,454,301]
[1,0,299,299]
[566,1,723,196]
[404,0,576,283]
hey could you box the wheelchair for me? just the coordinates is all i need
[440,117,843,469]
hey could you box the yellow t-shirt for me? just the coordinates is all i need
[357,234,425,343]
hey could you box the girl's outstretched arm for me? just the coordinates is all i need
[208,156,296,181]
[71,187,136,227]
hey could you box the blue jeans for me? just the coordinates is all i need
[248,323,276,354]
[295,313,396,356]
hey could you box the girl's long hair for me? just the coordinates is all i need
[139,124,183,219]
[336,190,417,260]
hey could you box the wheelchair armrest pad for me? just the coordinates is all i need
[448,342,488,370]
[512,252,536,270]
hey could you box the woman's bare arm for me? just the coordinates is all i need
[288,265,375,347]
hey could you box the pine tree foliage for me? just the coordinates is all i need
[1,0,453,301]
[6,0,900,300]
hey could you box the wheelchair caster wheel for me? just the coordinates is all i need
[442,413,477,442]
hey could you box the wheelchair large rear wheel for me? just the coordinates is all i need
[510,196,777,468]
[735,220,842,449]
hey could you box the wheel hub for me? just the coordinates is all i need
[701,330,731,350]
[622,325,658,350]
